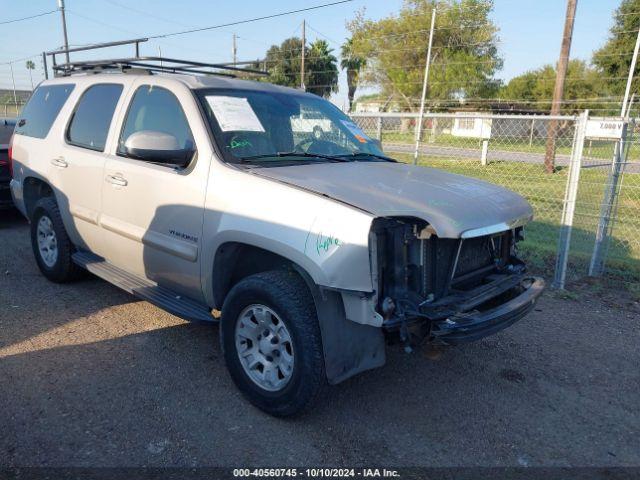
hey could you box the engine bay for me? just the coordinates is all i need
[371,217,531,345]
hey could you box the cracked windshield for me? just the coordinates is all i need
[200,89,387,164]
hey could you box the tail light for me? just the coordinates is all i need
[8,133,14,177]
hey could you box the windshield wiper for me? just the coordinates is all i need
[337,152,397,163]
[240,151,349,163]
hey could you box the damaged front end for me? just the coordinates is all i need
[371,217,544,346]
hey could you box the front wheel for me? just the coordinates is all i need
[220,270,325,417]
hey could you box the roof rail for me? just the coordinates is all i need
[44,37,267,79]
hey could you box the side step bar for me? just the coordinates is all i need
[72,251,215,323]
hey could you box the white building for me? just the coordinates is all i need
[451,116,492,139]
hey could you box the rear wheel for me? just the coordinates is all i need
[221,270,324,417]
[30,196,82,283]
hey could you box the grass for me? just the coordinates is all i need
[391,152,640,283]
[364,130,638,161]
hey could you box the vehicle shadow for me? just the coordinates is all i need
[0,199,138,349]
[0,207,26,228]
[2,292,638,467]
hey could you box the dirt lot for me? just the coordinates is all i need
[1,208,639,468]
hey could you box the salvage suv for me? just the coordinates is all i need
[10,59,544,416]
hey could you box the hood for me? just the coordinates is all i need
[252,162,533,238]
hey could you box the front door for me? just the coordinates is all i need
[100,82,210,301]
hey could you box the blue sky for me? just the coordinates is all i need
[0,0,623,107]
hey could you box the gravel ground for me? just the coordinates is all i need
[1,208,639,468]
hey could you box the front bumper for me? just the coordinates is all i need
[431,276,545,344]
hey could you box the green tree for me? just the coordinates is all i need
[348,0,502,111]
[500,60,607,113]
[499,71,538,104]
[592,0,640,99]
[25,60,36,91]
[306,40,339,98]
[264,37,304,87]
[340,38,366,111]
[263,37,339,98]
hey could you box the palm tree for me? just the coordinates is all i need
[306,40,339,98]
[340,38,366,112]
[25,60,36,90]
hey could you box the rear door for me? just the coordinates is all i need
[11,84,75,216]
[49,83,126,255]
[100,80,211,301]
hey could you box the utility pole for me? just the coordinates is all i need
[42,52,49,80]
[413,5,437,165]
[300,20,306,90]
[9,62,18,112]
[544,0,578,173]
[232,33,237,66]
[58,0,70,63]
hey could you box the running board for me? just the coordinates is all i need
[72,251,215,323]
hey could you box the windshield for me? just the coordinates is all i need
[198,88,386,164]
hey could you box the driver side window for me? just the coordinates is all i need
[118,85,195,159]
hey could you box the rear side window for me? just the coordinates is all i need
[14,84,75,139]
[118,85,194,155]
[67,84,123,151]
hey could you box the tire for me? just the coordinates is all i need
[220,270,325,417]
[30,196,83,283]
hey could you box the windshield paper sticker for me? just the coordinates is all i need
[205,96,265,132]
[341,120,369,143]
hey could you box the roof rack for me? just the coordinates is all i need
[43,37,267,79]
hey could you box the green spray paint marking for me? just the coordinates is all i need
[229,139,252,149]
[316,232,341,256]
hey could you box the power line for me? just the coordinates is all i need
[147,0,354,40]
[99,0,192,27]
[0,53,42,66]
[0,9,57,25]
[305,23,341,46]
[67,10,143,37]
[65,10,226,58]
[614,10,640,16]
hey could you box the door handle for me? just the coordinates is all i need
[106,174,128,186]
[50,157,68,168]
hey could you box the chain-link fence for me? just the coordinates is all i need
[1,102,24,117]
[585,119,640,282]
[351,111,640,287]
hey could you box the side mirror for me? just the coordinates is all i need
[124,130,194,167]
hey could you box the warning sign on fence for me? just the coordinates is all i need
[585,119,625,139]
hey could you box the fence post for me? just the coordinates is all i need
[529,119,535,147]
[429,116,437,143]
[480,140,489,166]
[413,112,422,165]
[588,119,631,276]
[376,115,382,141]
[552,110,588,289]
